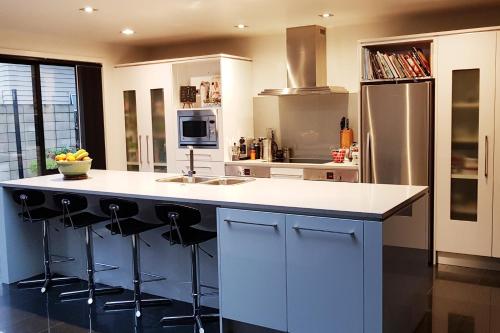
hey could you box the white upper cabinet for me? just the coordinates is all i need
[435,31,496,257]
[116,63,172,172]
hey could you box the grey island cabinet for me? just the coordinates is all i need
[0,170,431,333]
[218,209,364,333]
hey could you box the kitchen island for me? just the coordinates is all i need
[0,170,431,333]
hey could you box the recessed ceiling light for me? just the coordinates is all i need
[121,28,135,36]
[319,13,334,18]
[234,24,248,29]
[80,6,97,13]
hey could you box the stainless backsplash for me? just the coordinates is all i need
[253,94,351,159]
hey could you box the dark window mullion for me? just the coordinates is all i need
[31,64,49,175]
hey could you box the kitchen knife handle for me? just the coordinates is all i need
[139,135,142,165]
[146,135,150,164]
[485,135,489,178]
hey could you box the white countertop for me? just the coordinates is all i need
[0,170,426,221]
[225,159,359,170]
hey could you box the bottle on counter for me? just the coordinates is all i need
[231,142,240,161]
[250,144,257,160]
[254,139,261,160]
[270,130,278,161]
[239,137,248,159]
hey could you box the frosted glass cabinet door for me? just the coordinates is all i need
[286,215,364,333]
[436,32,495,256]
[217,208,287,332]
[149,88,167,173]
[123,90,139,171]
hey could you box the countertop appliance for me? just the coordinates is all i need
[178,109,218,148]
[361,81,433,261]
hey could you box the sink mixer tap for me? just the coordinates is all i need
[187,146,196,182]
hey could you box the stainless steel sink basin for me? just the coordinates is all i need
[156,176,215,184]
[202,177,255,186]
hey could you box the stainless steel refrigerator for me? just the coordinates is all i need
[362,81,434,333]
[361,81,433,187]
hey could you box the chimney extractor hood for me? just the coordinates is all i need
[259,25,347,96]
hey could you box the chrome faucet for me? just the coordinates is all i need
[187,146,196,182]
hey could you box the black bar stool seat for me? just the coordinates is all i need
[12,189,79,293]
[61,212,108,229]
[162,227,216,247]
[101,198,171,318]
[105,218,164,237]
[53,193,124,304]
[21,206,61,221]
[156,203,219,333]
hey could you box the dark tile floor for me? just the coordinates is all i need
[2,265,500,333]
[0,278,219,333]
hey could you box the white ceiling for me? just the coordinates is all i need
[0,0,498,46]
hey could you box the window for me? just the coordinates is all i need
[0,56,103,181]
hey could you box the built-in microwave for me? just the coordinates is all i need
[177,109,219,148]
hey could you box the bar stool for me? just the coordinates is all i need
[156,203,219,333]
[100,198,171,318]
[12,189,79,293]
[52,193,124,304]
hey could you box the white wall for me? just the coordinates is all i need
[0,28,147,170]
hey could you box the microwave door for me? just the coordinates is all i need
[183,120,208,139]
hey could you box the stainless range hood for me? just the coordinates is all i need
[259,25,347,96]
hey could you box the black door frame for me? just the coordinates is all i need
[0,54,102,176]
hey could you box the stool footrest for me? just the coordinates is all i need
[51,254,76,264]
[141,271,167,283]
[95,262,120,273]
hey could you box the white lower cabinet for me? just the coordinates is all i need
[217,208,365,333]
[286,215,364,333]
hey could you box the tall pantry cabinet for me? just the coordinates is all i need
[435,31,497,257]
[115,63,171,172]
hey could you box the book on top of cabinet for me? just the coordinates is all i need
[362,45,432,81]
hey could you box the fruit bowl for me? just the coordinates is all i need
[56,159,92,178]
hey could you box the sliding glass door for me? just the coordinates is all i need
[0,60,80,181]
[0,62,40,181]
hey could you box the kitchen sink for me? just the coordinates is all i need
[156,176,215,184]
[202,177,255,186]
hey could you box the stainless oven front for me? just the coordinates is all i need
[178,109,219,148]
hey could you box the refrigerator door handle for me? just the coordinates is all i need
[365,132,372,183]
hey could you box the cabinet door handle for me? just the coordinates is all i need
[292,226,355,237]
[146,135,150,164]
[139,135,142,165]
[485,135,489,178]
[225,219,278,228]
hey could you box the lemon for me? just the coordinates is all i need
[67,155,76,161]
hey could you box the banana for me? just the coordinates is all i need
[76,152,89,161]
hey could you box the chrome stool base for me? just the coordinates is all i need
[60,286,124,304]
[17,276,80,293]
[105,298,172,318]
[161,313,219,333]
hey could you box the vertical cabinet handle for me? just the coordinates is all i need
[139,135,142,165]
[485,135,489,178]
[146,135,150,164]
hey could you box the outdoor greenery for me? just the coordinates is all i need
[29,146,77,173]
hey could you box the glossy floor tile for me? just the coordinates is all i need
[0,278,218,333]
[3,265,500,333]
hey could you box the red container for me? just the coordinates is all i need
[332,150,346,163]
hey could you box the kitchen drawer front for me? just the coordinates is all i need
[175,148,224,162]
[174,161,225,176]
[218,208,287,332]
[286,215,364,333]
